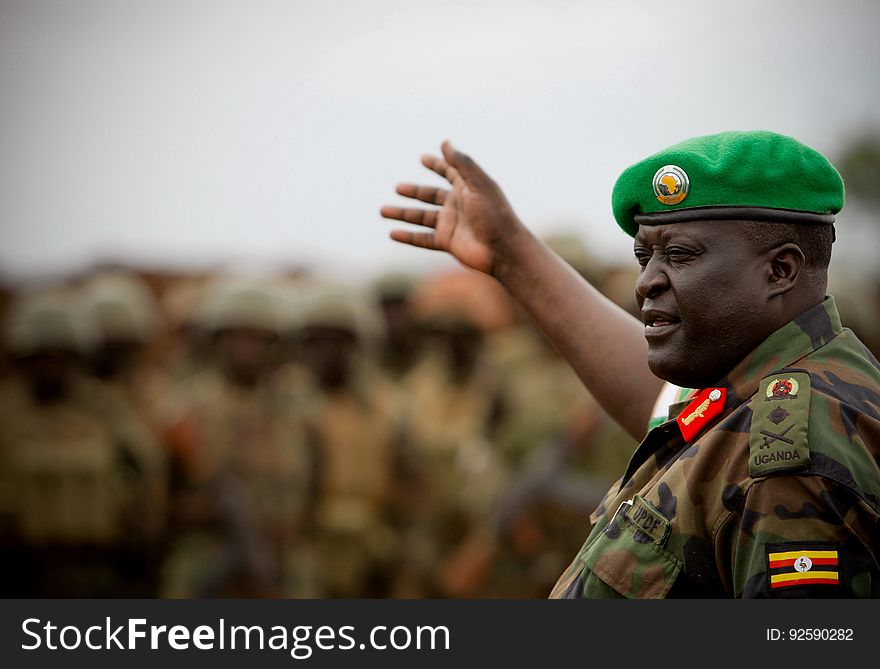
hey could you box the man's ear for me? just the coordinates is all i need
[766,243,805,298]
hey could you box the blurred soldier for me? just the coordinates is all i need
[155,274,213,383]
[0,279,12,382]
[79,271,171,591]
[471,236,636,597]
[397,270,513,597]
[370,271,421,380]
[81,270,173,434]
[491,232,615,468]
[540,231,602,286]
[159,277,319,598]
[289,281,410,598]
[0,285,165,596]
[828,270,880,359]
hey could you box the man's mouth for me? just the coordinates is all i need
[642,309,681,336]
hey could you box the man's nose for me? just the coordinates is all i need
[635,255,670,300]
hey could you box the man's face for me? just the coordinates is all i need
[295,326,359,390]
[216,328,278,386]
[18,350,79,404]
[633,221,773,388]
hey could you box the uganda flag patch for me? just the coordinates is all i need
[766,543,839,590]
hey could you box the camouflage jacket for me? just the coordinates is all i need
[550,297,880,598]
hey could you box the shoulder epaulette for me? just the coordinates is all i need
[749,371,812,477]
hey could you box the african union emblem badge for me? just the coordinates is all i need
[766,377,800,400]
[652,165,689,205]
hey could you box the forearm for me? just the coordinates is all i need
[493,223,662,441]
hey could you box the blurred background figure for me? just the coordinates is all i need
[370,271,421,381]
[832,131,880,359]
[394,269,513,597]
[154,273,215,384]
[443,233,638,598]
[0,279,12,383]
[0,283,166,596]
[491,232,605,469]
[80,269,171,434]
[287,280,412,598]
[159,276,320,598]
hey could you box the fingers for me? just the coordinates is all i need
[441,140,492,189]
[389,230,440,250]
[395,183,448,206]
[420,154,461,185]
[380,177,447,229]
[379,206,438,228]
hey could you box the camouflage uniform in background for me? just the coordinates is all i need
[305,370,406,598]
[0,287,166,597]
[370,271,421,381]
[288,282,410,598]
[159,279,320,598]
[490,324,595,468]
[552,298,880,598]
[155,275,214,385]
[80,271,171,585]
[0,281,12,382]
[396,271,512,597]
[475,236,636,598]
[81,270,174,436]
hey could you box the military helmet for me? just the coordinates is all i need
[370,271,418,302]
[199,277,283,335]
[541,231,601,285]
[3,284,94,356]
[81,271,160,343]
[292,280,383,344]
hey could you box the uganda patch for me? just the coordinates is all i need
[749,372,811,477]
[766,543,840,591]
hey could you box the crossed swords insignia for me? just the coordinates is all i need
[759,424,795,449]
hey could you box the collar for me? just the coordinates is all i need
[673,296,842,443]
[717,295,842,408]
[618,298,843,487]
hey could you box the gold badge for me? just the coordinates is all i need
[652,165,689,205]
[681,399,710,426]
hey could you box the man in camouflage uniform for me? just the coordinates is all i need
[370,271,422,380]
[81,269,171,436]
[381,130,879,597]
[0,285,166,597]
[396,270,513,597]
[287,281,411,598]
[483,234,636,597]
[159,277,319,598]
[80,271,171,574]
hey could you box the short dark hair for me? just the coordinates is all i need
[738,221,835,280]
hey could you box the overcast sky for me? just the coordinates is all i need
[1,0,879,284]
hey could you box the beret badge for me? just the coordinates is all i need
[652,165,689,205]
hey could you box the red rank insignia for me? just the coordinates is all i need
[676,387,726,442]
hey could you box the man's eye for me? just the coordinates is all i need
[666,250,694,263]
[634,251,650,266]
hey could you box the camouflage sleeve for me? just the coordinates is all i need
[718,473,879,598]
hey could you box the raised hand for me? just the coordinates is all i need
[379,139,661,441]
[380,141,523,276]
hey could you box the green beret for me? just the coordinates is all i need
[611,130,845,237]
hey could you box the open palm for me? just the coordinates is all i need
[380,141,520,276]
